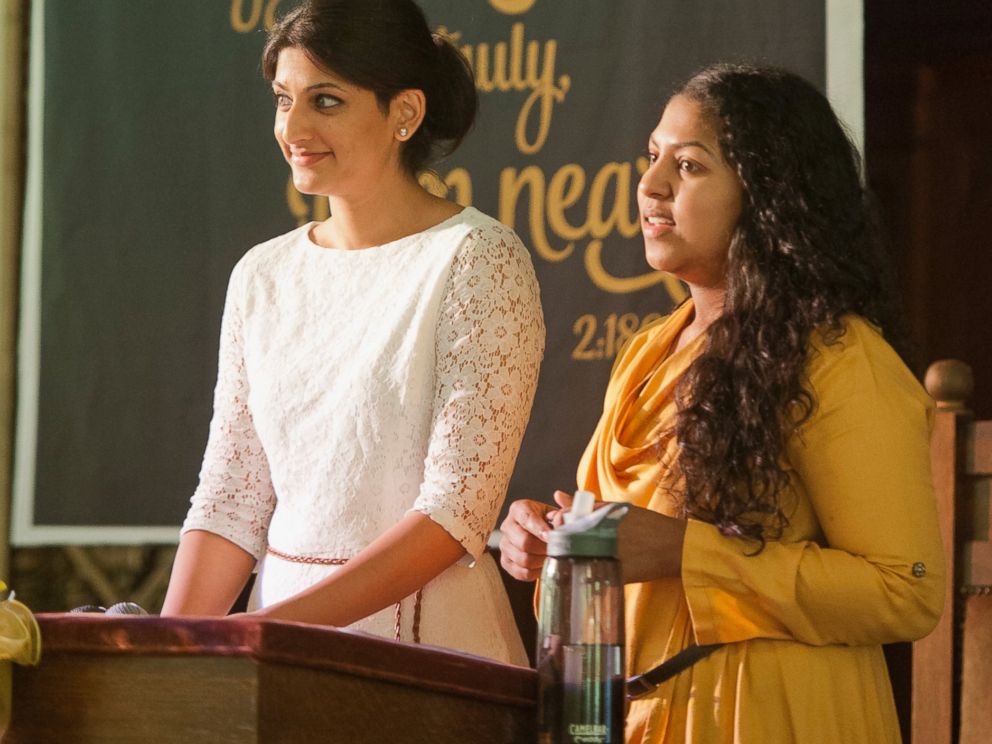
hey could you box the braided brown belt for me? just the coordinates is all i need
[265,546,423,643]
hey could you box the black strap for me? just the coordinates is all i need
[626,643,724,701]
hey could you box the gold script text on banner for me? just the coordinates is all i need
[420,170,473,207]
[230,0,282,33]
[489,0,537,14]
[498,159,640,261]
[442,24,570,155]
[498,158,684,299]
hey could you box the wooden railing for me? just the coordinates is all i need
[913,359,992,744]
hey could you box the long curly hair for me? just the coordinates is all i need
[669,64,904,544]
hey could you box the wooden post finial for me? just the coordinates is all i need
[924,359,974,410]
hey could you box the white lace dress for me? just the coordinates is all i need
[182,207,544,666]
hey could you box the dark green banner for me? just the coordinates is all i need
[14,0,829,540]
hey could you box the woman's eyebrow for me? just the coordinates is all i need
[648,136,716,157]
[271,80,346,92]
[671,140,716,156]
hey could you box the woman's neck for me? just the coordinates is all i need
[312,177,461,250]
[674,284,725,353]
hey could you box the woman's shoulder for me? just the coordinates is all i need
[805,315,930,410]
[807,315,899,371]
[232,223,312,279]
[443,207,538,283]
[454,207,528,255]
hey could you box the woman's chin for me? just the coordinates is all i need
[291,179,325,197]
[643,247,677,275]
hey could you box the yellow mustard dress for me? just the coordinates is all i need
[577,300,944,743]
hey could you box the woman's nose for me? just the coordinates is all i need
[278,103,311,145]
[638,160,674,201]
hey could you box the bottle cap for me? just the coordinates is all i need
[548,500,629,558]
[562,489,596,525]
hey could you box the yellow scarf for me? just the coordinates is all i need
[577,300,702,513]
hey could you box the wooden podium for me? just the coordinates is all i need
[4,614,536,743]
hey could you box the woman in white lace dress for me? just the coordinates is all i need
[160,0,544,666]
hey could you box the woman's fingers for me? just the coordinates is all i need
[499,499,556,581]
[552,490,574,509]
[499,542,547,581]
[499,539,546,581]
[503,499,554,542]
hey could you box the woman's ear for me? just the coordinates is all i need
[392,89,427,141]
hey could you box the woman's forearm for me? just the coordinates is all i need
[618,506,686,584]
[252,511,466,626]
[161,530,256,616]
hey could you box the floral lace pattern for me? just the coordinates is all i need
[183,259,276,558]
[413,220,545,561]
[183,206,544,580]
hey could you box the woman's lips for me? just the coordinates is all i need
[642,214,675,238]
[289,150,330,167]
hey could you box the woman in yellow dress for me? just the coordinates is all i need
[500,64,944,742]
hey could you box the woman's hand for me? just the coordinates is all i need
[499,490,687,583]
[499,497,562,581]
[550,489,685,582]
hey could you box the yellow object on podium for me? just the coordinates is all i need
[0,582,41,734]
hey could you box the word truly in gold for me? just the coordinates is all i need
[442,23,571,155]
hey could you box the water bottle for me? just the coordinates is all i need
[536,491,628,744]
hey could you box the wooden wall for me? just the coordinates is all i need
[866,0,992,415]
[866,2,992,739]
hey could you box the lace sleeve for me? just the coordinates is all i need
[181,259,276,559]
[412,222,545,563]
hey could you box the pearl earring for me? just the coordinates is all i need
[398,126,409,138]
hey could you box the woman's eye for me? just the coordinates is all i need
[273,93,291,109]
[314,94,342,109]
[679,159,700,174]
[646,151,658,164]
